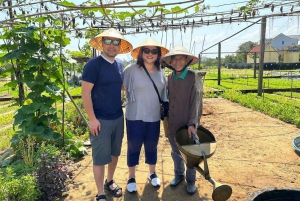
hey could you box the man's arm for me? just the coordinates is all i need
[81,80,101,136]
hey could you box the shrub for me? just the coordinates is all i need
[34,146,78,201]
[19,135,35,167]
[0,167,40,201]
[1,143,80,201]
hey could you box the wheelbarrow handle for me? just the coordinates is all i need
[191,133,200,145]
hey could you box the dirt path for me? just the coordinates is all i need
[60,98,300,201]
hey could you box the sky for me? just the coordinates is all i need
[1,0,300,61]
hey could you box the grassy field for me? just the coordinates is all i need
[202,68,300,127]
[0,80,10,96]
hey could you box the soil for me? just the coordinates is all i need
[59,98,300,201]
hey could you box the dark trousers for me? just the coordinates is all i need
[126,119,160,167]
[168,135,196,182]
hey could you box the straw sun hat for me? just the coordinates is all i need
[131,37,169,59]
[89,28,133,54]
[160,45,199,65]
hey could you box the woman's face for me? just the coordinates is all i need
[141,46,158,64]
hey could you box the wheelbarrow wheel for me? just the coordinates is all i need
[212,183,232,201]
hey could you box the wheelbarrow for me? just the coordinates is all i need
[175,125,232,201]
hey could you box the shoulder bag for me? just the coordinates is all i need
[141,65,169,121]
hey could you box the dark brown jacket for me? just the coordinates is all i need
[167,70,203,138]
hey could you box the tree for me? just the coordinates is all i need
[236,41,257,63]
[0,14,78,151]
[203,57,218,67]
[237,41,257,53]
[224,54,237,64]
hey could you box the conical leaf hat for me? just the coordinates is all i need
[89,28,133,54]
[131,37,169,59]
[160,45,199,65]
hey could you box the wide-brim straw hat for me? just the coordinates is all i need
[131,37,169,59]
[89,28,133,54]
[160,45,199,65]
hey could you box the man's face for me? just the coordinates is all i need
[101,37,121,59]
[170,55,187,71]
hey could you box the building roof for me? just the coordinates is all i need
[270,33,300,42]
[247,44,278,54]
[248,45,260,53]
[287,35,300,40]
[248,45,268,53]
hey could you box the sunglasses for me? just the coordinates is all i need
[103,38,120,46]
[142,48,158,55]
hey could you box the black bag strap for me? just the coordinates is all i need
[141,65,163,103]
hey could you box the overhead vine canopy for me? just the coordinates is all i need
[0,0,299,39]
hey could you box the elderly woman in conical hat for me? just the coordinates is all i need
[82,28,133,201]
[122,37,169,193]
[160,45,203,196]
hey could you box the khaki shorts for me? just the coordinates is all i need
[90,115,124,165]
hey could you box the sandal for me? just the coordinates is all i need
[104,179,122,197]
[95,194,106,201]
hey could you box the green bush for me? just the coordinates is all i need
[0,167,41,201]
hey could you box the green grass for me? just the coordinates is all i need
[0,105,18,114]
[0,80,10,95]
[205,77,299,90]
[204,68,300,79]
[275,91,300,99]
[69,87,81,96]
[0,80,9,87]
[202,68,300,127]
[0,127,14,149]
[221,91,300,125]
[0,87,10,96]
[0,100,15,106]
[0,113,14,126]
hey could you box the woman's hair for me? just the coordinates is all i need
[136,46,162,70]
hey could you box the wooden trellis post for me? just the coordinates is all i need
[258,17,266,96]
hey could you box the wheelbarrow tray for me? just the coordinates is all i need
[175,125,233,201]
[175,125,217,169]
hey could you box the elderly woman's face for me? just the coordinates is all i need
[171,55,187,71]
